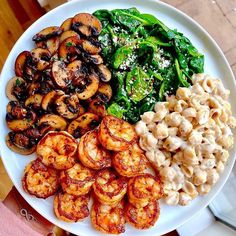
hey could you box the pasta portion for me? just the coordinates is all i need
[135,74,236,205]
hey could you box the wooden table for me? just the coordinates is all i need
[0,0,235,235]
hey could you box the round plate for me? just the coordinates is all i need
[0,0,235,235]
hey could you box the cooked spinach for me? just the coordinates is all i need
[93,8,204,123]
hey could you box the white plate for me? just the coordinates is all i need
[0,0,235,235]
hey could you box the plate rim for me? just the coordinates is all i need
[0,0,235,235]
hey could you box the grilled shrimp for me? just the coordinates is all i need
[98,115,137,151]
[125,201,160,229]
[78,129,112,170]
[91,200,125,234]
[113,143,147,177]
[37,131,77,170]
[93,168,127,206]
[54,192,89,222]
[22,159,59,198]
[128,174,163,207]
[60,163,95,196]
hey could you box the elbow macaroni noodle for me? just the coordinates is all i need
[135,74,236,206]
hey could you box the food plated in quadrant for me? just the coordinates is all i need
[0,0,235,236]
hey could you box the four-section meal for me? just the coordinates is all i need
[5,7,236,234]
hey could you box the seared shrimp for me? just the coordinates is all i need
[113,143,147,177]
[91,200,125,234]
[60,163,95,196]
[78,129,112,170]
[54,192,89,222]
[128,174,163,207]
[98,115,137,151]
[125,201,160,229]
[93,169,127,206]
[22,159,59,198]
[37,131,77,170]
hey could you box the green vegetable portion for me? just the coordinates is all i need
[93,8,204,123]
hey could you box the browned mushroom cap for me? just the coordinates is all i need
[72,13,102,37]
[81,40,101,55]
[41,90,64,111]
[55,94,85,119]
[32,26,62,42]
[15,51,31,77]
[88,98,107,117]
[38,114,67,132]
[31,48,51,71]
[25,94,43,110]
[6,132,36,155]
[52,61,72,89]
[59,30,79,43]
[67,112,100,138]
[60,17,72,32]
[96,64,112,82]
[58,36,81,62]
[82,54,103,65]
[6,77,26,101]
[96,82,112,103]
[76,73,99,100]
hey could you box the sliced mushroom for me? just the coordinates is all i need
[23,54,38,82]
[38,114,67,132]
[60,30,79,43]
[7,101,26,117]
[72,13,102,37]
[80,39,101,55]
[25,94,43,110]
[58,36,81,62]
[75,73,99,100]
[67,112,100,138]
[96,64,112,82]
[55,94,85,119]
[88,98,107,117]
[60,17,72,32]
[28,82,52,95]
[82,53,103,65]
[96,82,112,103]
[67,60,87,81]
[6,132,36,155]
[15,51,31,77]
[6,77,27,101]
[6,110,37,132]
[42,90,64,111]
[31,48,51,71]
[52,61,72,89]
[32,26,62,42]
[36,36,60,56]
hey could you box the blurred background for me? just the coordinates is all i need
[0,0,235,236]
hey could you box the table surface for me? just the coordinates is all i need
[0,0,236,235]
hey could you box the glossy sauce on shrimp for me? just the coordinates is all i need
[78,129,111,170]
[37,131,77,170]
[113,143,147,177]
[60,163,95,196]
[91,200,125,234]
[125,201,160,229]
[93,168,127,206]
[22,159,59,198]
[54,192,89,222]
[98,115,137,151]
[128,173,163,207]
